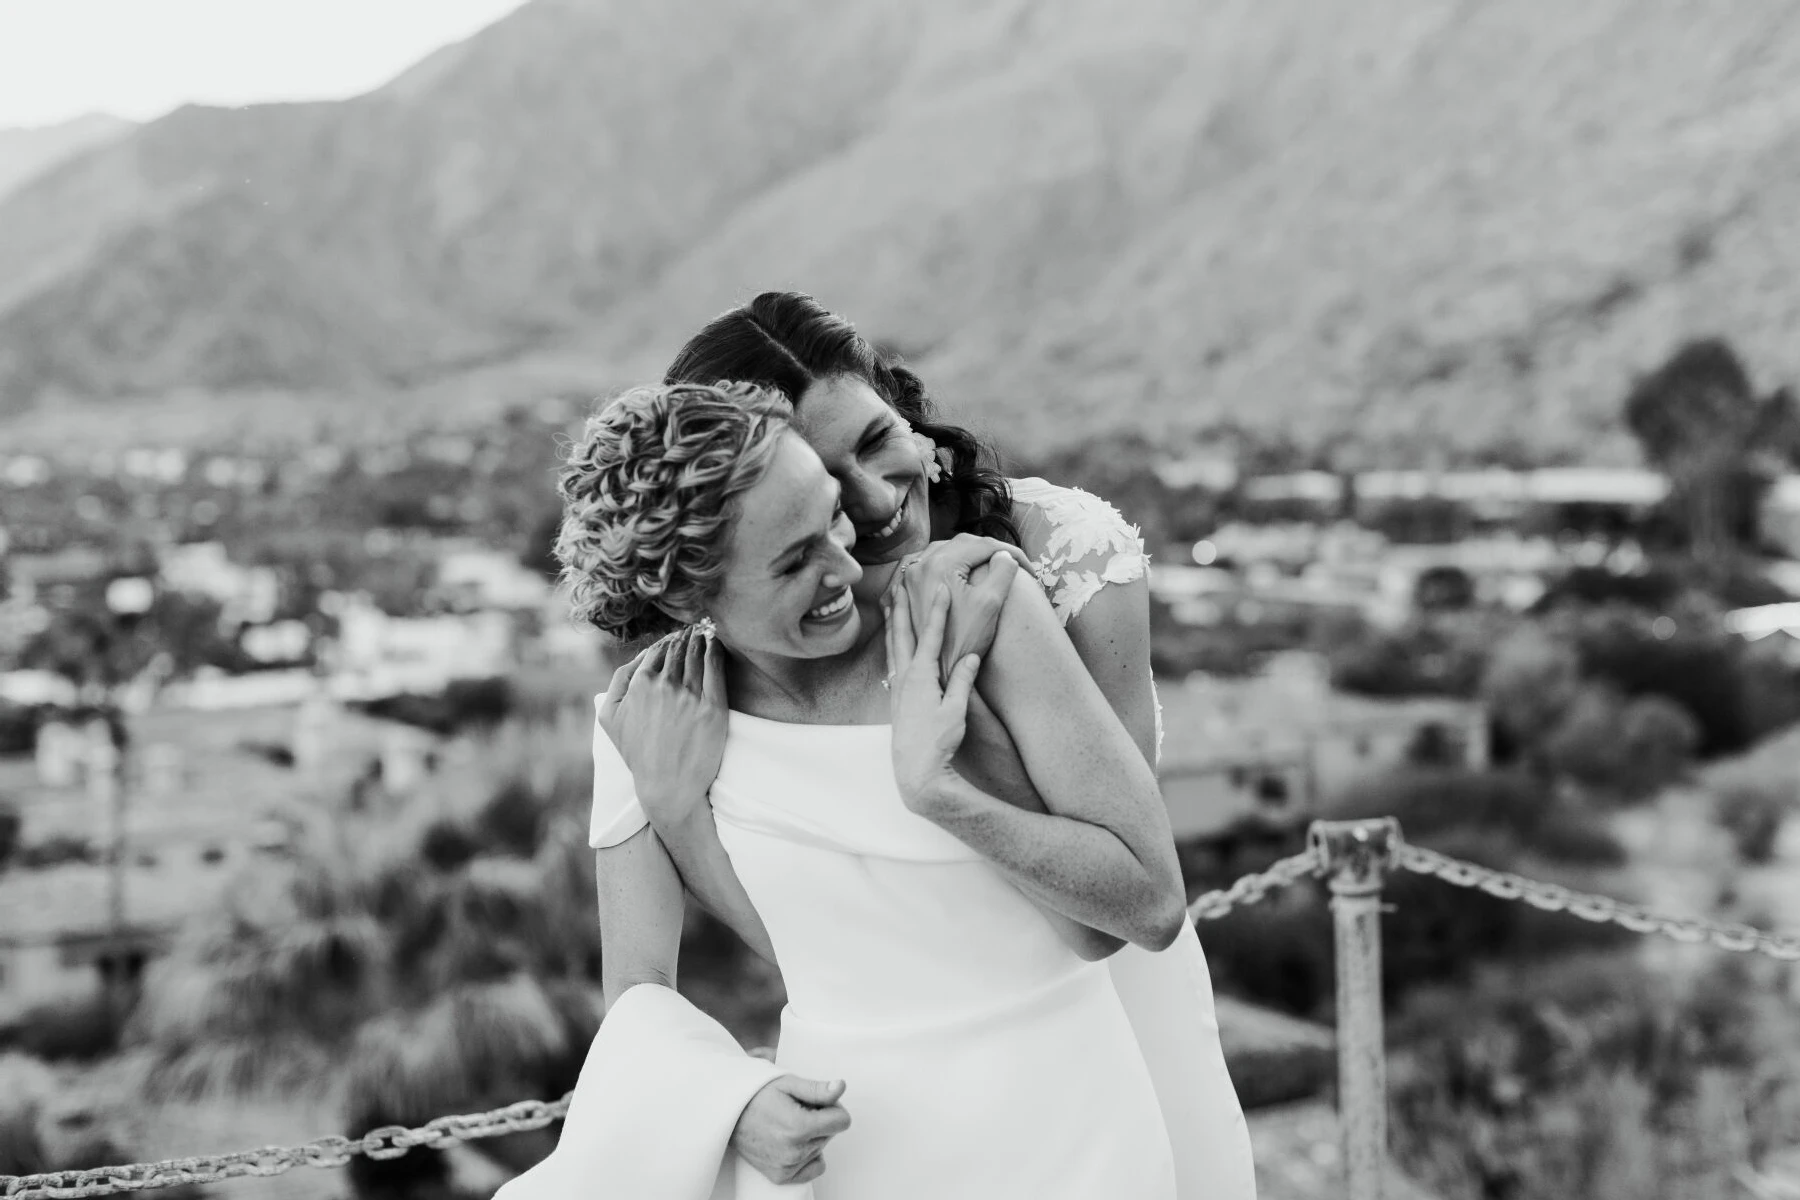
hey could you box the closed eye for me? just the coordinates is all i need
[778,493,846,576]
[858,421,906,457]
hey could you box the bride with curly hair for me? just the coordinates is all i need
[503,296,1255,1200]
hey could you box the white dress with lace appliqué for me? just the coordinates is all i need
[1007,476,1165,761]
[1004,476,1255,1200]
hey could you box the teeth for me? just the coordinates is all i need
[807,589,853,619]
[872,498,907,541]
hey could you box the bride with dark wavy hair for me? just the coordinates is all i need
[664,293,1022,548]
[506,295,1255,1199]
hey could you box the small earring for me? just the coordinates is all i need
[694,616,717,639]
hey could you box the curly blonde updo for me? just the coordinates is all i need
[555,382,794,642]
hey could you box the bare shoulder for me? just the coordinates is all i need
[1006,477,1149,625]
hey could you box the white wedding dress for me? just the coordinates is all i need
[539,478,1256,1199]
[688,711,1180,1197]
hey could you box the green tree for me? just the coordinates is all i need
[1542,685,1699,802]
[1622,338,1798,566]
[1479,625,1581,766]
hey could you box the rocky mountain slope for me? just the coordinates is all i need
[3,0,1799,462]
[0,113,132,202]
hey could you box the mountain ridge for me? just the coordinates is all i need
[0,112,133,203]
[3,0,1800,463]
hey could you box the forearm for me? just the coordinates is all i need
[655,804,777,964]
[595,828,685,1011]
[970,576,1184,943]
[925,773,1178,950]
[951,714,1124,958]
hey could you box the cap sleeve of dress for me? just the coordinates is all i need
[1006,477,1150,626]
[589,694,649,849]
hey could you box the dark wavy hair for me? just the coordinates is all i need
[664,292,1020,545]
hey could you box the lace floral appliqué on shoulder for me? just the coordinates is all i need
[1008,478,1149,626]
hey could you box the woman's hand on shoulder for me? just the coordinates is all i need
[596,625,728,829]
[890,533,1026,674]
[885,583,982,821]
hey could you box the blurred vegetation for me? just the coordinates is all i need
[87,704,775,1197]
[1193,767,1634,1021]
[0,797,18,871]
[0,992,124,1063]
[1711,778,1796,865]
[1391,953,1800,1199]
[0,1053,204,1197]
[5,337,1800,1190]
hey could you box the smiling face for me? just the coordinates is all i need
[699,430,865,660]
[792,374,933,568]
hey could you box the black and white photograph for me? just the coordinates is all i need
[4,3,1800,1198]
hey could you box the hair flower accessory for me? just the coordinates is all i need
[913,431,945,483]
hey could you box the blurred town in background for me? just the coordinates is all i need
[6,3,1800,1198]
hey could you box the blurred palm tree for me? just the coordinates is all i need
[125,707,606,1195]
[0,1053,205,1198]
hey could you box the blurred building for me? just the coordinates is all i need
[325,593,515,698]
[158,541,281,625]
[1155,653,1488,842]
[433,541,553,611]
[0,858,230,1025]
[1724,602,1800,666]
[2,545,110,608]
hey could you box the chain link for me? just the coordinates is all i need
[1394,843,1800,961]
[0,1097,571,1199]
[10,835,1800,1197]
[1187,844,1325,921]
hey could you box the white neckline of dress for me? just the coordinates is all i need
[727,708,890,732]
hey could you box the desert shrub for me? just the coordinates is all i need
[1525,808,1629,867]
[1194,897,1335,1020]
[14,834,98,870]
[1543,686,1700,803]
[1391,952,1800,1199]
[1713,778,1793,864]
[1566,607,1753,755]
[238,737,296,767]
[1325,613,1495,699]
[1221,1035,1335,1111]
[0,703,38,757]
[0,991,124,1062]
[354,677,515,736]
[1480,626,1583,763]
[0,800,19,871]
[1534,563,1685,612]
[1329,767,1552,846]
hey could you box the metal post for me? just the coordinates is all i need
[84,728,124,929]
[85,727,129,1017]
[1308,817,1400,1200]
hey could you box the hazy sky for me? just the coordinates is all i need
[0,0,531,129]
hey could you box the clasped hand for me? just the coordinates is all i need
[886,533,1030,680]
[885,537,1022,818]
[595,624,727,829]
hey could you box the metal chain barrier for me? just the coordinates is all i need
[1394,842,1800,961]
[0,1098,570,1200]
[1186,843,1325,921]
[8,826,1799,1197]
